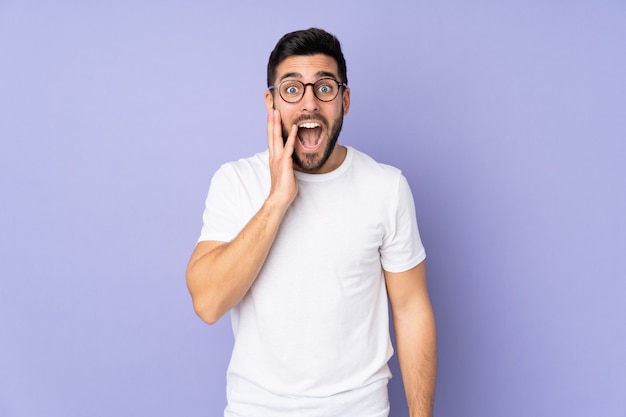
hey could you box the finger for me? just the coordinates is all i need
[274,110,283,150]
[270,109,283,155]
[267,109,276,155]
[284,124,297,156]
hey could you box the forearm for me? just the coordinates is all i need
[187,109,298,324]
[186,197,289,324]
[393,307,437,417]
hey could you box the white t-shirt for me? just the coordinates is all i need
[198,146,426,417]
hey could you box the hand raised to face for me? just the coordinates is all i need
[267,109,298,209]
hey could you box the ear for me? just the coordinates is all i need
[342,87,351,115]
[264,90,275,111]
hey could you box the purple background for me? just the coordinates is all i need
[1,1,625,416]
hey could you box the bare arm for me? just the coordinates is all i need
[186,110,297,324]
[385,262,437,417]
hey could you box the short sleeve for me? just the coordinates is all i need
[379,175,426,273]
[197,164,244,243]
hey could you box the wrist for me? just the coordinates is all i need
[262,193,293,219]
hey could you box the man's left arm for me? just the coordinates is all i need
[385,261,437,417]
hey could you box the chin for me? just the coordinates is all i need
[293,138,337,173]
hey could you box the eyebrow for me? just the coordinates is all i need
[278,70,339,82]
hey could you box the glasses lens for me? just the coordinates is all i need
[313,79,339,101]
[279,81,304,103]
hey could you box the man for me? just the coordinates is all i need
[186,28,436,417]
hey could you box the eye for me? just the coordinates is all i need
[317,83,334,94]
[282,83,301,96]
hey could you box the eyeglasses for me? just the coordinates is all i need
[269,78,347,103]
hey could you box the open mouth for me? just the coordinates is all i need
[297,122,323,150]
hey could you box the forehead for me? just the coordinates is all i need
[274,54,339,83]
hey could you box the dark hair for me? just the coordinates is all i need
[267,28,348,87]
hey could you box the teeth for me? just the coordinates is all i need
[299,122,320,128]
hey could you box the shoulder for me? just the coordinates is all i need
[347,147,404,184]
[345,147,415,208]
[213,150,269,182]
[206,150,270,212]
[349,147,402,174]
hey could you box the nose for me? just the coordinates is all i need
[300,84,319,112]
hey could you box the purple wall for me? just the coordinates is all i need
[1,1,624,416]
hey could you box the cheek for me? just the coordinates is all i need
[278,109,296,125]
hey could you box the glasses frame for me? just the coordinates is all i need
[269,77,348,104]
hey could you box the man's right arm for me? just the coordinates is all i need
[186,110,297,325]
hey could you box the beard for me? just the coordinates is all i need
[282,112,344,173]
